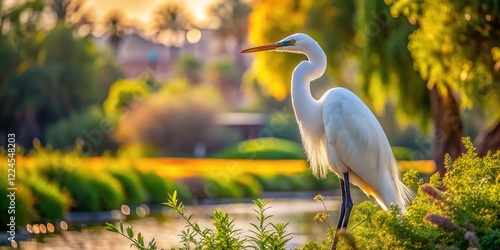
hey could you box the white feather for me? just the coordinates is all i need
[285,33,414,211]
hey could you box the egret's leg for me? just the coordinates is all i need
[336,178,347,229]
[331,177,346,250]
[341,172,353,229]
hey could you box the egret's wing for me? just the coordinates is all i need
[321,88,411,209]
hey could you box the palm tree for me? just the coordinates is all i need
[207,0,251,71]
[152,2,193,67]
[104,10,126,54]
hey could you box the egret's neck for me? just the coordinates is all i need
[291,44,327,127]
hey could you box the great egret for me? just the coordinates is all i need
[240,33,414,249]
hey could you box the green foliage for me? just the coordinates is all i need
[211,137,306,160]
[301,137,500,249]
[389,0,500,112]
[0,177,34,229]
[103,79,151,117]
[138,172,169,204]
[358,0,430,126]
[108,168,148,205]
[247,199,293,250]
[114,79,224,156]
[206,59,240,87]
[175,55,203,84]
[90,173,126,211]
[106,220,158,250]
[33,147,125,211]
[37,162,100,211]
[202,176,244,199]
[232,174,262,198]
[165,180,193,203]
[0,19,104,147]
[45,106,117,155]
[23,175,69,221]
[391,146,413,161]
[107,191,292,250]
[261,112,300,141]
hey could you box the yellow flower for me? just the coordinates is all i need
[314,194,324,203]
[314,212,330,224]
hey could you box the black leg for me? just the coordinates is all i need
[336,178,346,229]
[341,172,353,229]
[331,176,347,250]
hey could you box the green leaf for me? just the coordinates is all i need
[126,227,134,238]
[105,222,119,233]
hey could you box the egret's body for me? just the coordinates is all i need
[241,33,413,249]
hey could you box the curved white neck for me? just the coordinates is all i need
[291,43,327,128]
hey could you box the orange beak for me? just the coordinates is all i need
[239,43,281,53]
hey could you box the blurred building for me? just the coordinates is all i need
[114,29,248,79]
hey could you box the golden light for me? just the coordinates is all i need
[39,224,47,234]
[121,204,131,215]
[186,28,202,44]
[33,224,40,234]
[136,206,146,217]
[11,241,17,248]
[465,13,471,21]
[60,221,68,231]
[26,224,33,233]
[47,223,55,233]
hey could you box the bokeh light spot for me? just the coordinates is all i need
[186,29,202,44]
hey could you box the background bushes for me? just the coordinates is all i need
[23,175,70,221]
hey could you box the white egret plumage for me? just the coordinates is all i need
[240,33,414,249]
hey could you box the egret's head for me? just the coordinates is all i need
[239,33,316,54]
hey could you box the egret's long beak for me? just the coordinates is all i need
[239,43,281,53]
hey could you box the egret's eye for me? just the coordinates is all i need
[289,39,296,45]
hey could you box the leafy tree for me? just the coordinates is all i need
[113,79,225,156]
[174,55,203,84]
[207,0,251,71]
[246,0,355,101]
[152,1,193,64]
[0,1,110,148]
[384,0,500,172]
[246,0,500,174]
[104,10,127,54]
[103,79,151,117]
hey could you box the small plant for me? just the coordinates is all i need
[106,191,293,249]
[247,199,292,249]
[301,138,500,249]
[106,220,158,250]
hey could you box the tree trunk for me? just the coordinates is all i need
[430,86,464,176]
[475,121,500,156]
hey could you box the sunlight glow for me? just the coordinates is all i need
[186,28,202,44]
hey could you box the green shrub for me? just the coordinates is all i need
[91,173,125,210]
[262,112,300,141]
[23,175,69,221]
[263,174,296,192]
[108,168,148,205]
[291,172,316,191]
[210,137,306,160]
[138,172,169,203]
[392,146,414,161]
[0,179,34,229]
[44,106,117,155]
[200,177,243,199]
[106,192,292,250]
[301,138,500,249]
[232,174,263,198]
[40,165,100,211]
[165,180,193,203]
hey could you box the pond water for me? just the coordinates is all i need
[17,193,365,249]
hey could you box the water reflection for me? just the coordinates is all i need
[19,196,366,249]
